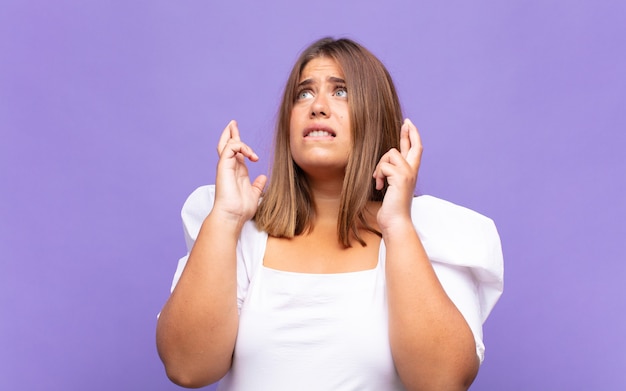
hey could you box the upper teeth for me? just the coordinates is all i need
[307,130,332,137]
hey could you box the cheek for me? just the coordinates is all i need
[289,108,302,131]
[339,105,350,125]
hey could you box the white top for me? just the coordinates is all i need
[170,185,504,390]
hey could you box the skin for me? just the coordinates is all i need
[156,120,266,387]
[289,57,352,182]
[156,57,479,390]
[266,58,381,273]
[374,121,479,390]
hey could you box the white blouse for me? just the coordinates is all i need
[169,185,504,390]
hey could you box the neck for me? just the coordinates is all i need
[303,173,381,243]
[305,175,344,224]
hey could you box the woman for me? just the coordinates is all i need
[156,37,503,390]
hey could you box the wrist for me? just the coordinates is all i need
[379,216,416,240]
[206,208,249,232]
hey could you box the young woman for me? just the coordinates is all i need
[156,37,503,390]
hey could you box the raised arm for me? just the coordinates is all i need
[156,120,267,388]
[373,119,479,390]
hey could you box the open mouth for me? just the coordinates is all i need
[304,126,336,138]
[306,130,335,137]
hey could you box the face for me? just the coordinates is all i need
[289,57,352,180]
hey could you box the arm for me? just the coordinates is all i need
[373,119,478,390]
[156,121,267,388]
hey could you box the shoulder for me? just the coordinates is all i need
[411,195,504,317]
[411,195,501,263]
[179,184,264,246]
[178,185,216,249]
[411,195,499,241]
[182,184,215,219]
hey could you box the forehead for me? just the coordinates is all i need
[299,57,344,80]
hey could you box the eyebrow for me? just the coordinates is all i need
[297,76,346,88]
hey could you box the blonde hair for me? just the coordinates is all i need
[254,37,403,247]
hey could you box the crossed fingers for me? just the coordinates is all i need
[373,118,422,190]
[217,120,259,162]
[399,118,422,168]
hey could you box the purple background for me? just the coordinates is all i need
[1,1,624,390]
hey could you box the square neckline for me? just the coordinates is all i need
[258,231,385,276]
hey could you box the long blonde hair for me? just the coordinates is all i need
[254,37,403,247]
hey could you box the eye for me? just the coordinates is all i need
[334,87,347,98]
[296,89,313,100]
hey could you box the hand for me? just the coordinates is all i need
[213,120,267,225]
[372,118,423,232]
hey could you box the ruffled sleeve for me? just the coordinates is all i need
[168,185,214,293]
[411,195,504,362]
[169,185,263,311]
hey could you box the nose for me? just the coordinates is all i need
[310,94,329,118]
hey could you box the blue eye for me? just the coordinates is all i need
[297,90,313,100]
[335,88,347,98]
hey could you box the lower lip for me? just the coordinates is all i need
[304,136,335,142]
[305,132,335,138]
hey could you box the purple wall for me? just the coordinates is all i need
[1,1,624,389]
